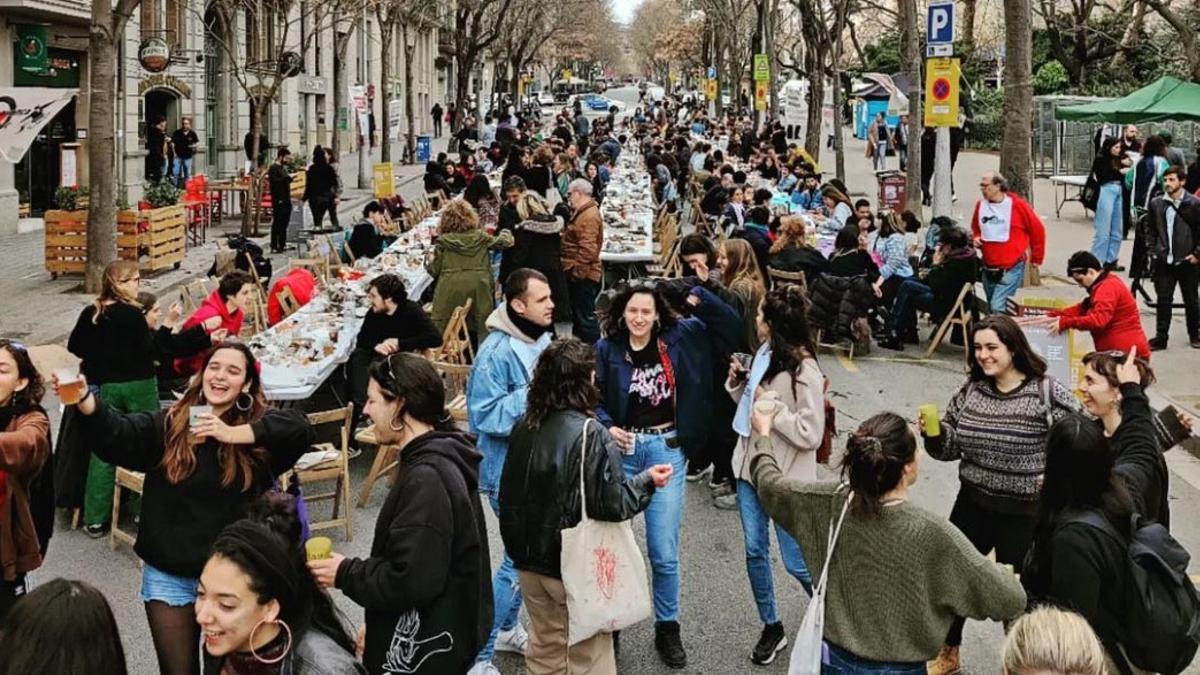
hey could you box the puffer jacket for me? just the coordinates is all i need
[807,273,876,341]
[504,213,570,321]
[500,410,655,579]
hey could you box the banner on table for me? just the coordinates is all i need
[923,57,961,128]
[373,162,395,198]
[0,87,76,162]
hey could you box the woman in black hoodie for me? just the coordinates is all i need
[304,145,340,230]
[309,353,492,675]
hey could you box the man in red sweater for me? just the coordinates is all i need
[970,171,1046,312]
[1038,251,1151,358]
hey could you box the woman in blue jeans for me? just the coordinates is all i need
[1089,138,1132,269]
[727,284,822,665]
[595,280,741,669]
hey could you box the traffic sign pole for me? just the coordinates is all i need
[925,2,956,219]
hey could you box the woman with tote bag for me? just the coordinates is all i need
[500,338,671,674]
[748,411,1025,674]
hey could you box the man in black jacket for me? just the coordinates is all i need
[1146,167,1200,350]
[267,147,294,253]
[346,274,442,439]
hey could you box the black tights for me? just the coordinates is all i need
[146,601,201,675]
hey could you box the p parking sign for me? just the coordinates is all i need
[927,3,955,45]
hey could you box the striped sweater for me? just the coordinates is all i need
[925,376,1081,514]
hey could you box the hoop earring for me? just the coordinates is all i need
[248,618,292,664]
[389,413,406,432]
[235,392,253,413]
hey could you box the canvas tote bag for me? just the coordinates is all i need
[788,488,854,674]
[561,418,653,645]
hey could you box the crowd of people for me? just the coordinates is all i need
[1,90,1197,675]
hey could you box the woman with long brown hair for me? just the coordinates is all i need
[61,342,313,675]
[67,260,222,538]
[718,238,768,352]
[767,215,830,280]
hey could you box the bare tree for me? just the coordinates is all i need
[1035,0,1131,84]
[203,0,332,233]
[327,6,359,157]
[1000,0,1034,197]
[899,0,922,213]
[697,0,757,115]
[86,0,143,291]
[788,0,855,169]
[452,0,515,132]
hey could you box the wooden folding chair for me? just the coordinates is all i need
[425,190,447,211]
[110,468,145,551]
[429,298,474,365]
[241,252,270,335]
[283,404,354,540]
[767,267,807,293]
[355,425,399,508]
[926,282,976,363]
[432,360,471,423]
[275,285,300,321]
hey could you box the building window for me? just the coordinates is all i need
[142,0,187,47]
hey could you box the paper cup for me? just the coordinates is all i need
[754,399,783,418]
[305,536,333,561]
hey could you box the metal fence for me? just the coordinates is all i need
[1033,95,1200,178]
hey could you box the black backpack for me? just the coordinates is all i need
[1063,510,1200,673]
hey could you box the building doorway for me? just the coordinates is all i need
[15,99,76,215]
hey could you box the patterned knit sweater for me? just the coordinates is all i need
[750,443,1026,663]
[926,376,1081,514]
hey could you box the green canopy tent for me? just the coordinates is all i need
[1055,76,1200,123]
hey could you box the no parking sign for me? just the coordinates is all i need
[923,57,961,127]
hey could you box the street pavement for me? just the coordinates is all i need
[13,87,1200,673]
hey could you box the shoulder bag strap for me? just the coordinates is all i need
[578,418,591,523]
[657,338,678,420]
[814,488,855,596]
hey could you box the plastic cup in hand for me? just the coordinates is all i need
[189,405,212,445]
[305,536,333,561]
[733,352,753,370]
[54,367,84,405]
[919,403,940,437]
[753,399,783,418]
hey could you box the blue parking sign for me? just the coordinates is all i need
[927,3,954,44]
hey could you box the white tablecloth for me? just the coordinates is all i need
[600,151,656,264]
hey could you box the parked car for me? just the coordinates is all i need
[537,91,555,107]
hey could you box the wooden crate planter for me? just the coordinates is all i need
[117,204,186,272]
[44,210,89,278]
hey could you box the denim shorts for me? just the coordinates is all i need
[141,564,199,606]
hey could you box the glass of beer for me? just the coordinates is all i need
[54,367,85,405]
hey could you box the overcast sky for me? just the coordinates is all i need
[611,0,642,24]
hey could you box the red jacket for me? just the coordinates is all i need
[267,268,317,326]
[1049,272,1150,358]
[969,193,1046,269]
[175,290,245,375]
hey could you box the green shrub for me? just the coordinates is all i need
[142,181,182,209]
[54,185,89,211]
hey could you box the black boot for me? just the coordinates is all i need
[654,621,687,669]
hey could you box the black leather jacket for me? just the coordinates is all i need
[499,409,656,579]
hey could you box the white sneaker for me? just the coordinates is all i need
[467,661,501,675]
[495,623,529,655]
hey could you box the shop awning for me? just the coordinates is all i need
[0,87,77,163]
[1054,76,1200,123]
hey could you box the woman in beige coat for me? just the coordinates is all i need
[725,284,825,666]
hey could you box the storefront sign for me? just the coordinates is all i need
[17,25,49,75]
[296,76,327,95]
[138,74,193,98]
[0,87,77,162]
[13,47,81,88]
[278,51,303,78]
[139,38,171,73]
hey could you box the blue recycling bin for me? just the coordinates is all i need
[416,135,432,163]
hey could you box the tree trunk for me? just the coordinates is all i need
[85,8,130,292]
[900,0,923,213]
[403,29,417,164]
[331,27,354,157]
[454,53,472,134]
[242,107,266,236]
[832,42,845,182]
[804,45,824,163]
[1111,0,1144,69]
[1000,0,1034,197]
[962,0,977,47]
[379,23,393,162]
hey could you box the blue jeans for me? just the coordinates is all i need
[982,258,1025,314]
[888,278,934,338]
[1092,181,1123,264]
[141,564,198,607]
[822,641,926,674]
[737,480,811,624]
[476,490,522,663]
[873,141,889,171]
[621,432,687,622]
[173,157,193,183]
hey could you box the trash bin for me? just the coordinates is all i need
[877,170,907,212]
[416,135,432,163]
